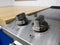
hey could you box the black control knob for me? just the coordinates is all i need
[16,13,28,26]
[32,15,49,32]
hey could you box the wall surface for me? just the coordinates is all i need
[0,0,60,6]
[54,0,60,6]
[0,0,14,6]
[13,0,57,6]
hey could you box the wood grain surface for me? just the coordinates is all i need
[0,6,48,26]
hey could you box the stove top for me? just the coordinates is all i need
[2,6,60,45]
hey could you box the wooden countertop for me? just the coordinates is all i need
[0,6,48,26]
